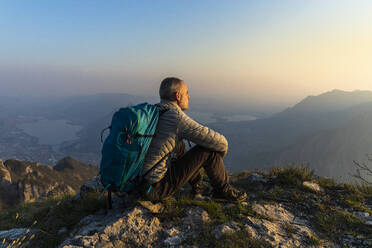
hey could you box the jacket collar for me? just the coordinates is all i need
[158,99,181,111]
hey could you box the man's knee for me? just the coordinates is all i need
[194,145,222,155]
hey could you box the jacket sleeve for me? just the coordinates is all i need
[178,112,228,156]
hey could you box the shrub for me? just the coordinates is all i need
[269,165,314,187]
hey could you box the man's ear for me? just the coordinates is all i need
[175,91,181,102]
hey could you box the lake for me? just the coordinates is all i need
[17,119,82,145]
[188,111,257,124]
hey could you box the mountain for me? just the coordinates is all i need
[276,108,372,182]
[55,89,372,183]
[213,90,372,180]
[2,90,372,182]
[0,157,98,210]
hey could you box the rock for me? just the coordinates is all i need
[137,200,164,214]
[78,176,104,198]
[0,159,11,184]
[183,207,210,227]
[245,173,268,183]
[213,221,240,239]
[252,203,294,223]
[303,181,322,192]
[243,208,332,247]
[166,227,181,237]
[59,207,162,248]
[18,181,75,203]
[1,158,97,211]
[244,224,259,239]
[164,234,184,246]
[193,193,210,201]
[353,211,370,218]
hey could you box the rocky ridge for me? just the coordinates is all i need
[1,166,372,247]
[0,157,98,210]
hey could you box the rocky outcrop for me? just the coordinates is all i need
[59,207,162,248]
[16,181,74,202]
[1,168,372,247]
[244,203,322,247]
[0,159,11,185]
[0,157,98,210]
[57,198,337,248]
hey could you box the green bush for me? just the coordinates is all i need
[269,165,314,187]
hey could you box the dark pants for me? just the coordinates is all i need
[145,141,229,202]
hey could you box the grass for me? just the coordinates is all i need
[160,194,265,226]
[356,183,372,196]
[185,225,271,248]
[0,192,106,248]
[314,208,370,239]
[269,165,314,187]
[291,189,306,202]
[304,234,321,246]
[282,222,296,236]
[317,177,339,189]
[160,195,229,224]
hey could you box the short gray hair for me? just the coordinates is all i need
[159,77,183,101]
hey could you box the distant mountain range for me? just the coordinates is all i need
[1,90,372,182]
[213,89,372,182]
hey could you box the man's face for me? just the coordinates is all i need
[176,81,190,110]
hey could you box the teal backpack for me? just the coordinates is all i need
[99,103,163,208]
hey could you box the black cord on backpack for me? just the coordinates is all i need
[100,126,112,143]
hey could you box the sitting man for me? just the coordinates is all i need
[141,77,247,202]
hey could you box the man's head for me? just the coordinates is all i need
[159,77,190,110]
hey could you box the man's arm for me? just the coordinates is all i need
[178,112,228,156]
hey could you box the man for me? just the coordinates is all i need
[141,77,247,202]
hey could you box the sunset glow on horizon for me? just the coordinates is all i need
[1,0,372,107]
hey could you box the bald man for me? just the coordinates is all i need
[141,77,247,202]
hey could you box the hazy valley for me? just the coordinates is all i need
[1,90,372,183]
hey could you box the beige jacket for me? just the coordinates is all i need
[141,100,228,184]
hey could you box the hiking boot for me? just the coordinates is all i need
[212,185,247,202]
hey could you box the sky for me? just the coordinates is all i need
[1,0,372,109]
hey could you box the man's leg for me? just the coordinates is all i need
[146,145,229,202]
[173,140,203,190]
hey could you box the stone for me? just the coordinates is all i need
[183,207,210,227]
[303,181,322,192]
[353,211,370,218]
[245,173,268,183]
[193,193,209,201]
[59,207,162,248]
[213,221,240,239]
[78,176,104,199]
[137,200,164,214]
[252,203,294,223]
[164,234,184,246]
[244,224,259,239]
[0,159,12,184]
[243,210,328,247]
[166,227,180,237]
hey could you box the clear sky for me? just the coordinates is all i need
[1,0,372,108]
